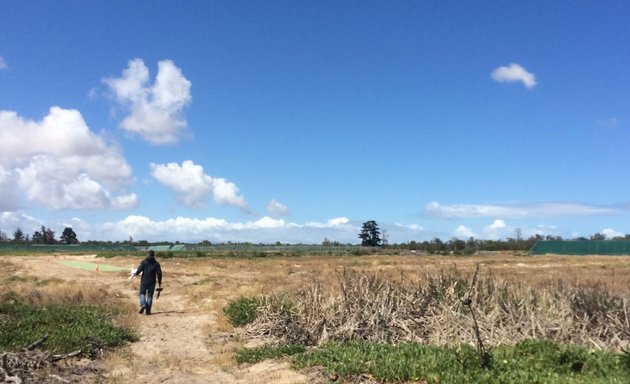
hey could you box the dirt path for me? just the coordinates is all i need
[2,255,311,384]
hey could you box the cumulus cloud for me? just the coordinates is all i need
[104,59,191,144]
[454,225,476,238]
[98,215,359,244]
[0,56,7,70]
[327,217,350,226]
[489,219,506,229]
[91,215,430,244]
[150,160,249,212]
[267,199,288,218]
[602,228,624,239]
[0,107,137,210]
[0,211,42,234]
[0,165,19,211]
[305,217,351,228]
[426,201,619,219]
[483,219,511,240]
[491,63,537,89]
[394,223,423,232]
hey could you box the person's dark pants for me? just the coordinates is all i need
[139,282,156,314]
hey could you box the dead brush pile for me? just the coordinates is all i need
[246,268,630,351]
[0,348,94,384]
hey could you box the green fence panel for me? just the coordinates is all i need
[530,241,630,255]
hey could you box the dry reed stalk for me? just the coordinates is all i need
[246,267,630,352]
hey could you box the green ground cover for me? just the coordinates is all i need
[0,295,137,355]
[237,341,629,384]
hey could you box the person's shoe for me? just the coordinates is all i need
[139,305,146,314]
[145,310,151,316]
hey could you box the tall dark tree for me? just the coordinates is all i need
[44,227,56,244]
[33,226,56,244]
[13,228,25,243]
[358,220,382,247]
[60,227,79,244]
[32,231,42,243]
[590,233,606,241]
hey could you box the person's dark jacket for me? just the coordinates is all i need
[135,254,162,288]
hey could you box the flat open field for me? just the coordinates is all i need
[1,253,629,383]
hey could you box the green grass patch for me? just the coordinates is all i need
[236,344,306,364]
[0,301,137,355]
[57,260,127,272]
[235,340,627,384]
[223,297,261,327]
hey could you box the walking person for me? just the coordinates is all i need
[134,250,162,315]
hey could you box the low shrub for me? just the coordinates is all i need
[223,297,261,327]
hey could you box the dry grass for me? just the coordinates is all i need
[0,260,138,331]
[247,265,630,352]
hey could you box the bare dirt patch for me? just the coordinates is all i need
[2,253,629,383]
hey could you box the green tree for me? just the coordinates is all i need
[32,230,43,244]
[33,226,56,244]
[429,237,445,254]
[44,226,56,244]
[358,220,382,247]
[590,233,606,241]
[60,227,79,244]
[12,228,25,243]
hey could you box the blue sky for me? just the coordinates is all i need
[1,1,629,244]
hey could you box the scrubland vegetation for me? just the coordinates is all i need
[2,252,630,383]
[227,265,630,383]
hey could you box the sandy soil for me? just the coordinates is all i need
[2,253,629,383]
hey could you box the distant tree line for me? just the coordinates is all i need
[1,221,629,252]
[381,232,630,255]
[0,226,79,245]
[353,221,630,255]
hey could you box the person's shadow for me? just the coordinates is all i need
[149,310,185,315]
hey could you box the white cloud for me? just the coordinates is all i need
[150,160,249,212]
[601,228,624,239]
[305,217,351,228]
[489,219,506,229]
[98,215,360,244]
[212,178,249,212]
[483,219,510,240]
[491,63,537,89]
[327,217,350,226]
[104,59,191,144]
[426,201,619,219]
[0,107,137,210]
[242,216,286,229]
[0,212,42,234]
[454,225,476,238]
[0,56,7,71]
[394,223,423,232]
[267,199,288,218]
[0,165,19,211]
